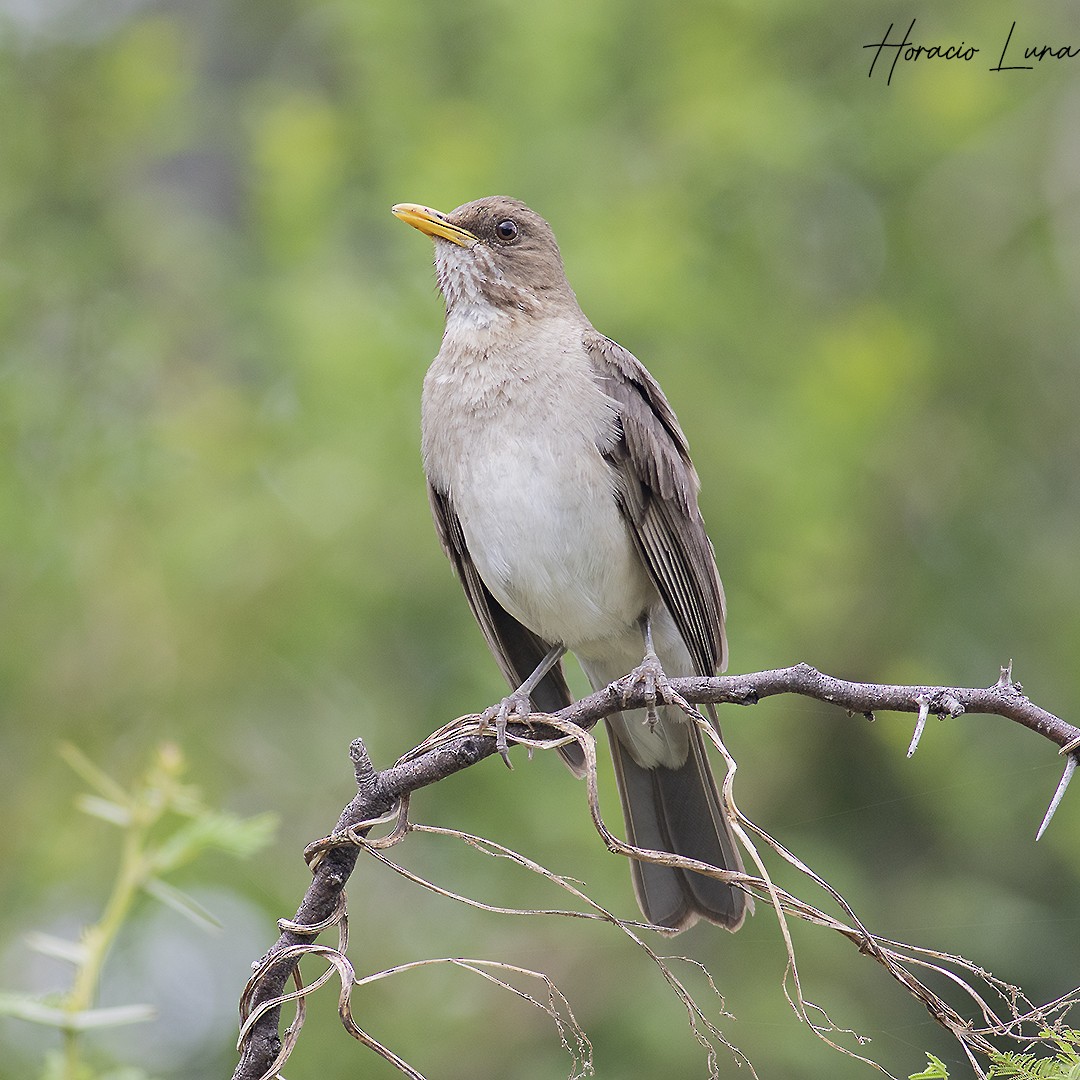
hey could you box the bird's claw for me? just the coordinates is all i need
[618,651,677,731]
[481,691,533,768]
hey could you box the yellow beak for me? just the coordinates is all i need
[391,203,477,247]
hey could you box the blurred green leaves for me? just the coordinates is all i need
[0,744,274,1080]
[910,1030,1080,1079]
[2,0,1079,1076]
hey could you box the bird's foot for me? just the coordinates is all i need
[480,691,533,768]
[617,650,678,732]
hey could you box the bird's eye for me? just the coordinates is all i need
[495,219,518,242]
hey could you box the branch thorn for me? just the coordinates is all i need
[1036,753,1077,841]
[907,698,931,758]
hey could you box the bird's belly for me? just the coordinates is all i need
[451,439,654,651]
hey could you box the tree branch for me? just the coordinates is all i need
[232,663,1079,1080]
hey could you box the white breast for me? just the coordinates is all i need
[422,315,655,653]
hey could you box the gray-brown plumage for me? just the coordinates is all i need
[393,196,750,933]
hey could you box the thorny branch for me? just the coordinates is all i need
[233,662,1080,1080]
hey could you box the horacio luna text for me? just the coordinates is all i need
[865,19,1080,84]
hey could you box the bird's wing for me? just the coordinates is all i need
[583,329,727,676]
[427,484,581,765]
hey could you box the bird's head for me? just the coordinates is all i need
[392,196,577,319]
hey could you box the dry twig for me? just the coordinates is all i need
[232,663,1080,1080]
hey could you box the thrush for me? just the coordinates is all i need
[393,196,750,933]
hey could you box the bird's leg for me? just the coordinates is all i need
[618,615,678,731]
[481,643,567,767]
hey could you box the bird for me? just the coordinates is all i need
[392,195,750,933]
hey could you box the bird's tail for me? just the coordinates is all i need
[606,713,751,933]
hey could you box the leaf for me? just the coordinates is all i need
[142,876,223,932]
[0,994,154,1030]
[25,932,88,965]
[75,794,133,827]
[910,1054,950,1080]
[989,1050,1074,1079]
[149,810,277,873]
[64,1004,157,1031]
[59,743,132,806]
[0,993,71,1027]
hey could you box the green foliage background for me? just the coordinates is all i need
[2,0,1079,1077]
